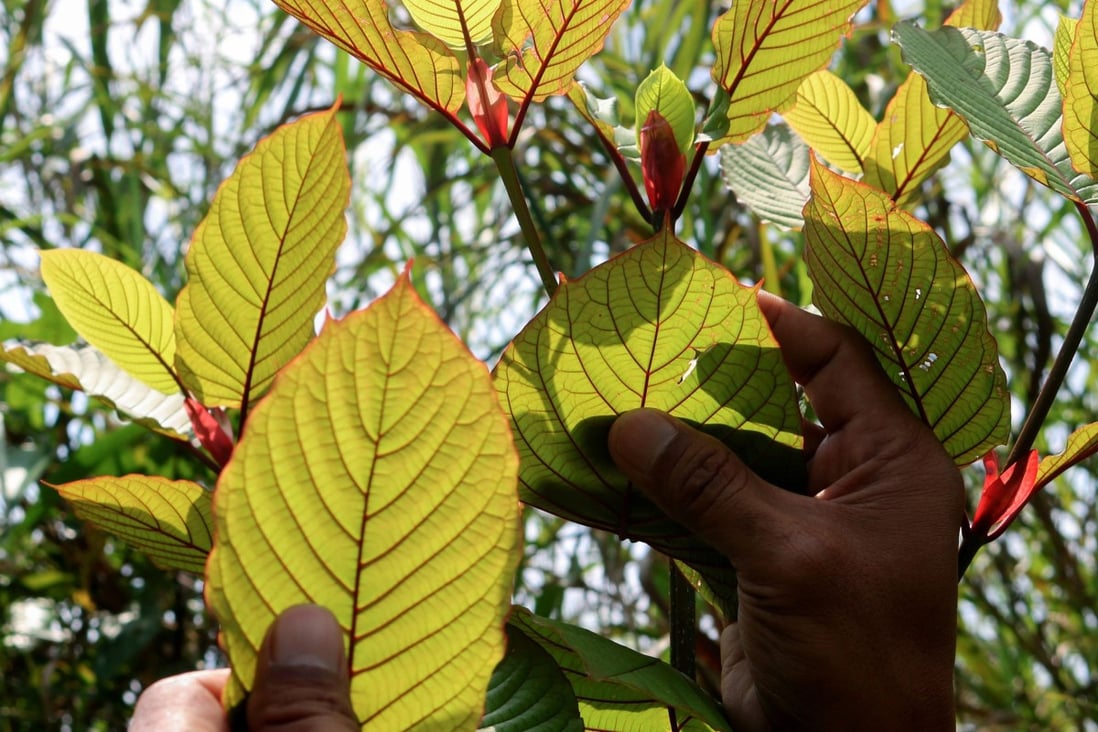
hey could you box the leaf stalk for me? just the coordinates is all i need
[491,146,558,297]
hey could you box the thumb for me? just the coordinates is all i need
[244,604,358,731]
[608,409,789,565]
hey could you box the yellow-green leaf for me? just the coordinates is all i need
[1063,0,1098,178]
[174,103,349,410]
[39,249,178,394]
[804,159,1009,464]
[206,273,521,727]
[783,70,874,175]
[492,0,631,103]
[710,0,869,144]
[1037,422,1098,487]
[52,476,212,574]
[402,0,499,48]
[862,0,1001,204]
[1054,17,1078,99]
[634,65,695,154]
[274,0,464,114]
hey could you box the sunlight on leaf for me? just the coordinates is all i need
[783,70,874,175]
[493,228,804,612]
[711,0,869,143]
[720,123,811,230]
[1053,16,1078,100]
[1037,422,1098,488]
[895,23,1098,204]
[804,159,1009,464]
[492,0,630,103]
[51,476,211,574]
[39,249,178,394]
[1062,0,1098,178]
[174,103,349,411]
[206,273,521,728]
[509,608,733,731]
[402,0,500,48]
[634,65,695,154]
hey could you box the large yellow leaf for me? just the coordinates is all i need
[1063,0,1098,178]
[783,70,875,175]
[273,0,464,114]
[862,0,1001,203]
[492,0,631,103]
[51,476,212,574]
[39,249,178,394]
[206,273,521,728]
[174,104,349,411]
[402,0,499,48]
[710,0,869,144]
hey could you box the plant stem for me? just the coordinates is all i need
[671,141,709,222]
[669,561,696,679]
[491,146,558,298]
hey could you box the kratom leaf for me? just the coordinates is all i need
[51,476,211,574]
[39,249,178,394]
[804,159,1009,464]
[273,0,464,114]
[720,123,812,230]
[1063,0,1098,178]
[479,624,584,732]
[1,341,191,436]
[1036,422,1098,488]
[710,0,869,143]
[634,65,695,154]
[491,0,631,103]
[509,608,732,731]
[206,273,521,727]
[493,228,804,613]
[174,103,349,411]
[894,22,1098,204]
[1053,17,1078,100]
[783,70,874,175]
[567,82,637,157]
[402,0,499,48]
[862,0,1000,204]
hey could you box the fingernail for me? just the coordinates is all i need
[269,605,345,673]
[611,409,679,474]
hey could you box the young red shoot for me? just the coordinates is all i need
[466,57,509,149]
[185,396,235,468]
[639,109,685,218]
[967,449,1041,543]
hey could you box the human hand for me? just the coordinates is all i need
[608,293,961,732]
[131,604,357,731]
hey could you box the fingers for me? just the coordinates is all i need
[131,669,231,732]
[244,604,359,732]
[608,409,791,564]
[757,291,912,434]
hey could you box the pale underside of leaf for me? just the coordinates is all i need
[783,69,874,175]
[274,0,464,113]
[1037,422,1098,488]
[710,0,870,144]
[894,23,1098,204]
[804,160,1009,464]
[402,0,499,48]
[493,229,804,612]
[1062,0,1098,178]
[720,123,812,231]
[1,341,191,436]
[491,0,631,102]
[52,476,212,574]
[174,104,349,408]
[207,274,520,729]
[39,249,178,394]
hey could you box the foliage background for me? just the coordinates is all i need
[0,0,1094,729]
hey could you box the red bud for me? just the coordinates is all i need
[466,57,509,148]
[185,397,234,468]
[639,109,686,216]
[969,449,1041,542]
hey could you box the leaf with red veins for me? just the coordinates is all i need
[467,57,509,147]
[969,449,1040,541]
[639,110,685,215]
[185,397,234,467]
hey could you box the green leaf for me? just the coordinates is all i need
[634,65,695,154]
[720,122,811,230]
[804,159,1010,464]
[783,70,874,175]
[509,608,732,731]
[402,0,500,48]
[1,341,191,436]
[51,476,212,574]
[39,249,178,394]
[1063,0,1098,178]
[491,0,631,103]
[863,0,1001,204]
[893,22,1098,204]
[1037,422,1098,488]
[710,0,869,143]
[1053,16,1078,100]
[479,624,585,732]
[493,228,804,612]
[206,273,521,726]
[174,103,349,410]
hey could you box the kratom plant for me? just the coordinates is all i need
[5,0,1098,727]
